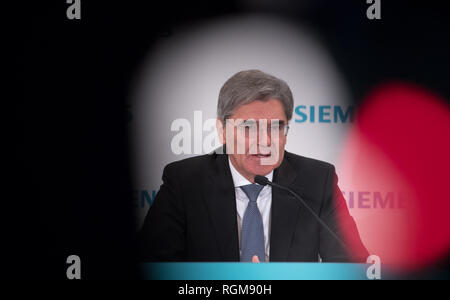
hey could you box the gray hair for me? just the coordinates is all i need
[217,70,294,121]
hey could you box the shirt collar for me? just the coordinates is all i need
[228,156,273,188]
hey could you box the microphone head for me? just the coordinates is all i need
[254,175,269,186]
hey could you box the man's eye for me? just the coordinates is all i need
[242,122,257,129]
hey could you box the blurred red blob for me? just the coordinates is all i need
[339,82,450,271]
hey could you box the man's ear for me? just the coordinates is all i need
[216,118,226,144]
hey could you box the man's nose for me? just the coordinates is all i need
[257,126,272,148]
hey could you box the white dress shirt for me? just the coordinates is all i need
[228,158,273,262]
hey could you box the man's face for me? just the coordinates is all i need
[217,99,288,183]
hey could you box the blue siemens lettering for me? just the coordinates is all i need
[132,189,158,207]
[294,105,354,123]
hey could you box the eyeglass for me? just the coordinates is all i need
[228,119,290,136]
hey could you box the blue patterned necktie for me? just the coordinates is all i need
[240,184,265,262]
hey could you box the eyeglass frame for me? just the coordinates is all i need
[223,118,290,137]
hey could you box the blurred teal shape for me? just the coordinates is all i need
[141,262,369,280]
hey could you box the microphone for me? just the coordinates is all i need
[254,175,350,253]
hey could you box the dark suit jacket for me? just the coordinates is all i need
[139,148,369,262]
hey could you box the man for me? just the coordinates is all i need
[139,70,368,262]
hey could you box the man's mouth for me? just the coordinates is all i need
[250,153,271,158]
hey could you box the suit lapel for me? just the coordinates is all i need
[203,149,240,261]
[203,148,305,261]
[269,153,303,261]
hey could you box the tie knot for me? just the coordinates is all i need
[240,184,264,202]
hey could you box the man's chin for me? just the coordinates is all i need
[246,164,275,178]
